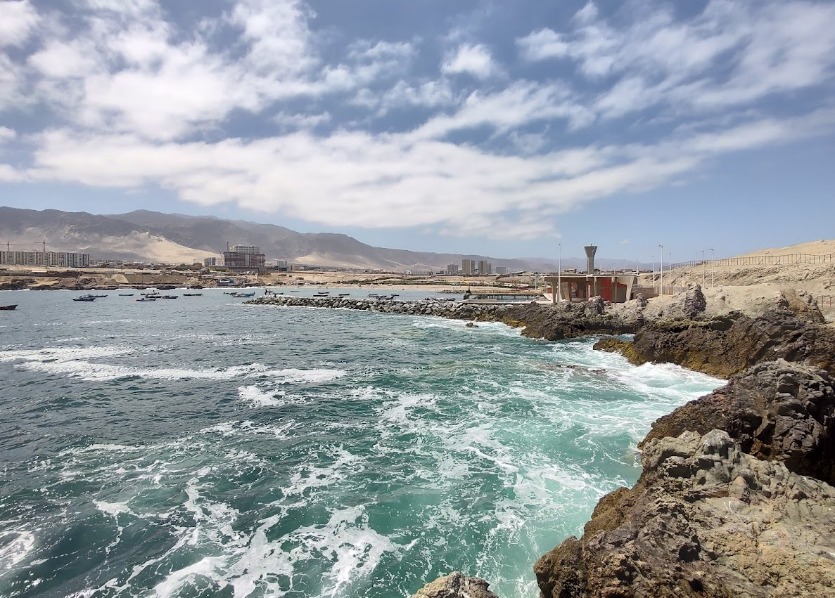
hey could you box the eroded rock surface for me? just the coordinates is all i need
[597,307,835,378]
[535,429,835,598]
[641,360,835,485]
[411,571,499,598]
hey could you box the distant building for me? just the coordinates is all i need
[203,257,218,267]
[461,259,475,276]
[446,264,459,275]
[222,244,266,273]
[478,260,491,276]
[0,250,90,268]
[495,266,507,275]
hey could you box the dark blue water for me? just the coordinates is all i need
[0,288,722,597]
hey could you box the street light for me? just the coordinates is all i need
[708,248,715,287]
[701,250,706,287]
[557,242,562,303]
[658,244,664,295]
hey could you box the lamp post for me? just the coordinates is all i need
[709,248,715,287]
[658,244,664,295]
[557,242,562,303]
[701,250,706,287]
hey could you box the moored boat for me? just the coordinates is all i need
[0,304,17,310]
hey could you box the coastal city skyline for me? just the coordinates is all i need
[1,0,834,262]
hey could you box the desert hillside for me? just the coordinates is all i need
[639,239,835,322]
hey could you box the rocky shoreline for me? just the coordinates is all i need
[248,288,835,597]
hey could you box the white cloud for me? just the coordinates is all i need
[0,126,16,142]
[441,44,496,79]
[20,107,834,239]
[0,0,39,47]
[573,2,599,26]
[518,0,835,121]
[411,81,593,141]
[517,29,569,62]
[2,0,835,242]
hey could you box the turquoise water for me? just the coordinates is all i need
[0,289,722,597]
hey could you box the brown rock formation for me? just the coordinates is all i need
[535,428,835,598]
[500,301,639,341]
[640,361,835,485]
[598,307,835,379]
[535,359,835,597]
[411,572,499,598]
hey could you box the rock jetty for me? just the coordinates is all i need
[246,295,640,340]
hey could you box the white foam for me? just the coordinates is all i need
[94,501,133,517]
[286,446,364,497]
[152,555,228,597]
[0,345,133,363]
[291,506,400,596]
[3,345,347,383]
[0,530,35,571]
[237,385,285,407]
[264,368,347,384]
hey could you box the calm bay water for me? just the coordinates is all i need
[0,288,722,597]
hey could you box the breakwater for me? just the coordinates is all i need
[247,294,642,342]
[246,295,523,320]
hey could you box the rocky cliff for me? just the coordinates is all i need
[534,360,835,597]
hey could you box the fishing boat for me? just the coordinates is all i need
[73,295,96,302]
[231,291,256,298]
[136,297,156,302]
[160,295,178,299]
[0,304,17,310]
[119,293,134,296]
[183,293,202,297]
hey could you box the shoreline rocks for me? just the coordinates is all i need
[534,426,835,597]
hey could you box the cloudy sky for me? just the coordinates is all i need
[1,0,834,262]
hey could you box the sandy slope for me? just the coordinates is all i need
[636,239,835,322]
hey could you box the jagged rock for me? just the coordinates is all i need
[640,360,835,485]
[777,288,825,324]
[535,429,835,597]
[411,572,499,598]
[615,308,831,378]
[682,283,707,319]
[586,296,605,315]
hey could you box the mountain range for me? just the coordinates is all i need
[0,207,638,272]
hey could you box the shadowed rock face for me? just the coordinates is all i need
[640,360,835,485]
[597,308,835,379]
[535,360,835,597]
[535,428,835,598]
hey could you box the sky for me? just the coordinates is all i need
[1,0,834,263]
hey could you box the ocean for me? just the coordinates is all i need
[0,288,722,597]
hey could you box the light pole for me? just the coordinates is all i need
[557,242,562,303]
[709,248,715,287]
[658,244,664,295]
[701,250,706,287]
